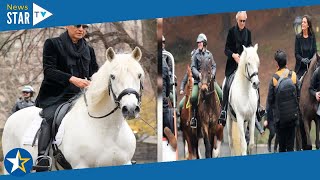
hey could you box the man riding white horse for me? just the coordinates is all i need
[34,24,99,171]
[218,11,265,126]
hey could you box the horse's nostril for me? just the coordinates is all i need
[122,106,128,115]
[135,106,140,114]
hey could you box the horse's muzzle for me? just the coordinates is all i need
[252,81,260,89]
[122,105,140,120]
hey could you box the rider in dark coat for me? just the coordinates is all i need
[35,25,99,171]
[218,11,265,126]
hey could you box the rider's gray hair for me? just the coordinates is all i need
[236,11,247,20]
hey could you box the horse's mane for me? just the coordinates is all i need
[301,53,319,86]
[236,46,260,80]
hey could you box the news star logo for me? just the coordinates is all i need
[6,3,53,26]
[4,148,33,176]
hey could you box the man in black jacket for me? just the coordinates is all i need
[218,11,265,126]
[309,66,320,116]
[35,25,99,171]
[163,57,177,150]
[266,50,299,152]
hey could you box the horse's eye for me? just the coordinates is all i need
[138,73,142,79]
[110,74,115,80]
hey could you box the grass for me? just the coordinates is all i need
[128,95,157,137]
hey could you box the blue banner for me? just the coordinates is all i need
[0,0,320,31]
[1,151,320,179]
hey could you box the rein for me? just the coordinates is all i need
[244,63,258,82]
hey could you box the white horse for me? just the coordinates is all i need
[226,44,260,156]
[2,47,145,173]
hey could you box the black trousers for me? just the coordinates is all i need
[38,102,63,156]
[268,121,279,151]
[278,126,295,152]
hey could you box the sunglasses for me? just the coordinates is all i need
[239,20,246,23]
[22,91,30,94]
[73,24,89,29]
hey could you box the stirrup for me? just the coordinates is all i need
[33,155,52,172]
[190,117,197,129]
[218,110,227,126]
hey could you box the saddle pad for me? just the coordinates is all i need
[22,113,64,146]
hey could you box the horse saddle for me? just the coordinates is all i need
[52,96,78,140]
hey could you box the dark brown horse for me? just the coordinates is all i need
[180,65,200,159]
[198,59,224,158]
[299,53,320,150]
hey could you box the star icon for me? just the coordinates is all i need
[6,150,31,173]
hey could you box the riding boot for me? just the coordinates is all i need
[267,137,272,153]
[218,78,230,126]
[35,119,52,172]
[190,108,197,128]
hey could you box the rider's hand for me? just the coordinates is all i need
[316,92,320,102]
[263,120,268,128]
[69,76,90,88]
[179,90,184,95]
[232,53,240,63]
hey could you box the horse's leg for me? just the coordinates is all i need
[202,123,212,158]
[226,114,234,156]
[213,135,222,158]
[237,117,247,156]
[295,126,302,151]
[248,117,255,155]
[213,124,224,157]
[304,119,312,150]
[185,133,193,159]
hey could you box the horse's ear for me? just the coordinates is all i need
[106,47,116,62]
[254,44,258,51]
[132,47,142,62]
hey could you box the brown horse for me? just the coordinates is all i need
[180,65,200,159]
[198,59,224,158]
[299,53,320,150]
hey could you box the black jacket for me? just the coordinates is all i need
[266,68,299,125]
[191,49,216,84]
[224,25,252,77]
[309,66,320,97]
[35,33,99,108]
[180,72,188,92]
[163,59,170,108]
[294,34,317,78]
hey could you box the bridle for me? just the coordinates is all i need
[83,77,143,119]
[244,63,259,83]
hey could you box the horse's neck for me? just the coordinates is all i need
[234,67,251,89]
[73,92,123,127]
